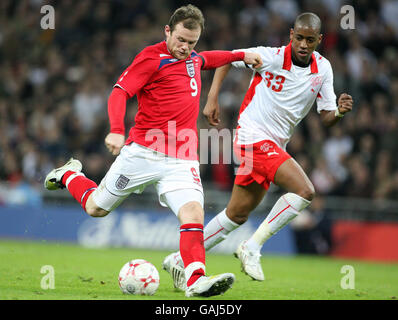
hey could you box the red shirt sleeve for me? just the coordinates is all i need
[108,87,129,135]
[198,51,245,70]
[114,51,159,98]
[109,49,159,135]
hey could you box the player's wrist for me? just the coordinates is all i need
[110,129,125,135]
[207,92,219,101]
[335,107,345,118]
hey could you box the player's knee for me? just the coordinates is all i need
[232,214,249,225]
[85,205,109,217]
[226,207,250,225]
[226,195,259,225]
[298,184,316,202]
[84,193,110,217]
[178,201,204,225]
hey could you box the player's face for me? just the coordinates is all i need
[165,22,201,60]
[290,27,322,65]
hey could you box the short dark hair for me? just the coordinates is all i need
[294,12,322,33]
[168,4,205,32]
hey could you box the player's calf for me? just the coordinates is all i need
[246,192,312,252]
[203,209,239,251]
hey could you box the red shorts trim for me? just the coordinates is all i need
[233,140,291,190]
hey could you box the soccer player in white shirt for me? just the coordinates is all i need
[163,12,353,287]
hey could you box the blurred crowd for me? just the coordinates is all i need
[1,0,398,205]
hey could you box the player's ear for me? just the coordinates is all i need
[165,25,171,38]
[289,28,294,41]
[317,33,323,45]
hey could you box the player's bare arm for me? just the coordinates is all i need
[203,52,262,126]
[320,93,353,127]
[203,64,232,126]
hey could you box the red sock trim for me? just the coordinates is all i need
[81,188,96,211]
[61,170,75,186]
[180,223,204,232]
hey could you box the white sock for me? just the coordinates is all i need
[246,193,311,252]
[203,209,239,251]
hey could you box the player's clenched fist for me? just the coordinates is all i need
[105,133,125,156]
[243,52,263,69]
[337,93,353,115]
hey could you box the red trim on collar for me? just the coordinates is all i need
[282,42,319,74]
[310,53,318,73]
[282,42,292,71]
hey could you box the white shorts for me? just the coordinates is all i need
[91,143,204,215]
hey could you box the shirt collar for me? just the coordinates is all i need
[282,41,318,74]
[162,40,195,60]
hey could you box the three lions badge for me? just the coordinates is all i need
[186,60,195,78]
[115,175,130,190]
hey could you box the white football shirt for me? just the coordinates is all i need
[231,42,337,149]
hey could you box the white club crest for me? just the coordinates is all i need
[186,60,195,78]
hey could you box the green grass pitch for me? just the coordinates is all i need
[0,239,397,300]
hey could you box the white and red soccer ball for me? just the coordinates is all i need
[118,259,160,295]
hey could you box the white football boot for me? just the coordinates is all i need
[234,240,265,281]
[162,251,186,291]
[44,158,82,190]
[185,273,235,297]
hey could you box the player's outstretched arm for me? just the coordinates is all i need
[203,64,232,126]
[199,51,262,70]
[320,93,353,127]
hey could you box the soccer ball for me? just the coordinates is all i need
[118,259,160,295]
